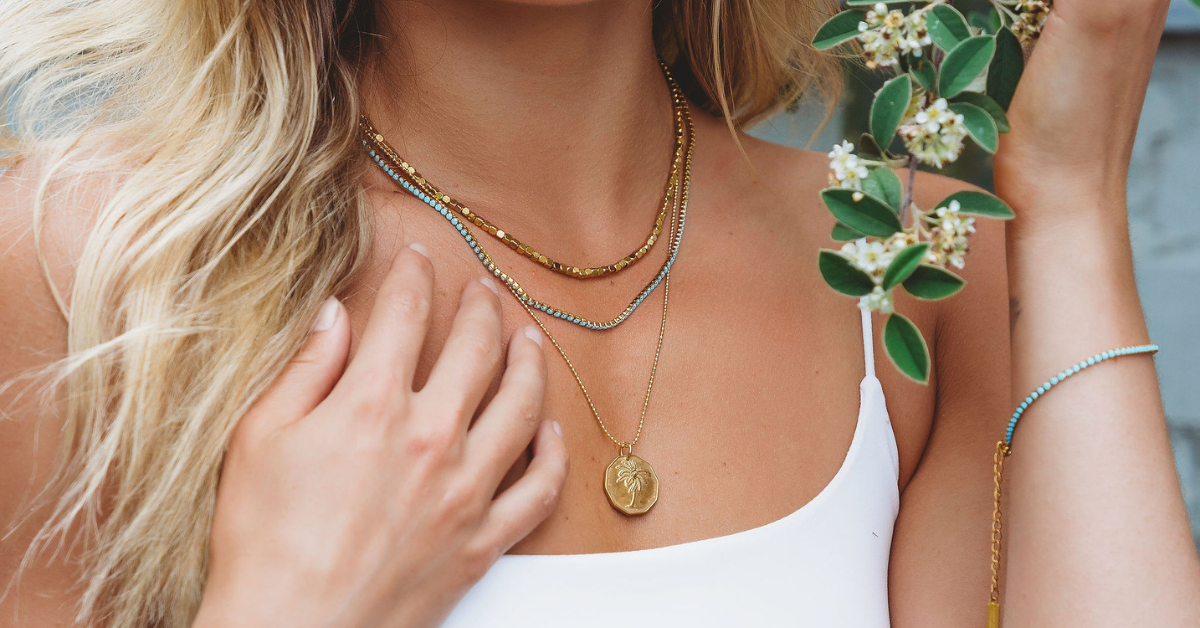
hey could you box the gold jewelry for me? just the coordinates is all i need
[515,271,671,516]
[367,136,680,514]
[987,440,1008,628]
[361,103,695,331]
[362,61,687,280]
[361,61,691,515]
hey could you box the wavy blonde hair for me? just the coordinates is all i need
[0,0,840,625]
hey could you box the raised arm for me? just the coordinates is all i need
[995,0,1200,623]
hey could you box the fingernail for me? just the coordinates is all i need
[552,421,563,438]
[408,242,430,259]
[312,297,340,332]
[523,325,544,347]
[479,276,500,295]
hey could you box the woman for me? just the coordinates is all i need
[0,0,1196,626]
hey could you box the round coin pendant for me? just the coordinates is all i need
[604,454,659,516]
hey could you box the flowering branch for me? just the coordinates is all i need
[811,0,1048,382]
[899,155,917,225]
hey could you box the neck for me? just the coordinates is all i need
[360,0,677,242]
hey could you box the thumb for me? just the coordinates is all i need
[235,297,351,444]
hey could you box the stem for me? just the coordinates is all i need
[899,154,918,226]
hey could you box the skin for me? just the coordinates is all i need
[0,0,1196,627]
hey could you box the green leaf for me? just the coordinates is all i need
[935,189,1015,219]
[909,58,936,92]
[968,8,1002,34]
[987,6,1003,34]
[863,168,903,212]
[927,5,971,51]
[938,36,997,99]
[883,243,931,290]
[951,91,1010,132]
[812,11,865,50]
[869,75,912,151]
[987,29,1024,110]
[948,101,998,153]
[968,11,989,31]
[818,250,876,297]
[821,188,903,237]
[902,264,967,300]
[858,132,887,159]
[846,0,905,4]
[832,222,865,242]
[884,313,930,383]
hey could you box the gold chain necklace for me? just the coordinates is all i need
[360,104,694,331]
[516,271,671,516]
[362,62,686,280]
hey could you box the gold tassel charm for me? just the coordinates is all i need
[986,601,1000,628]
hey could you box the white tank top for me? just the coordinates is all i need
[442,310,899,627]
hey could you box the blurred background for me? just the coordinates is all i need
[751,0,1200,550]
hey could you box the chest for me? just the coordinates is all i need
[344,188,936,554]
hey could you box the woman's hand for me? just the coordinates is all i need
[994,0,1170,227]
[191,244,569,628]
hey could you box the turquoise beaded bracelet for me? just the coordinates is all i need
[987,342,1159,628]
[1004,343,1160,447]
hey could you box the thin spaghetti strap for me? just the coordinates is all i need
[861,309,876,379]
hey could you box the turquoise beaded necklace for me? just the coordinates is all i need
[360,106,694,331]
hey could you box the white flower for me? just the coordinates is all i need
[828,141,869,189]
[898,9,933,57]
[1012,0,1051,44]
[840,237,895,282]
[898,98,968,168]
[924,199,977,269]
[885,229,920,251]
[842,231,920,313]
[857,6,932,69]
[858,286,895,314]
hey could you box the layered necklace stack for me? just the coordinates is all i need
[360,61,693,516]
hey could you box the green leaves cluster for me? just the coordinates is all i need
[820,188,1010,381]
[816,3,1021,161]
[810,0,1028,384]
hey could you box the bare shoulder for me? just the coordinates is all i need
[0,153,94,345]
[0,157,72,351]
[0,154,80,487]
[1,153,100,626]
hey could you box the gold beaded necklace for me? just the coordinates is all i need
[363,61,687,281]
[360,101,694,332]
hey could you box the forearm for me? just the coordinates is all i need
[1002,200,1200,625]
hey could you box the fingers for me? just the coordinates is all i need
[476,419,569,554]
[235,297,351,444]
[419,277,505,428]
[344,243,434,389]
[463,325,547,492]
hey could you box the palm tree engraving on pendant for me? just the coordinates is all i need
[616,457,651,507]
[604,454,659,516]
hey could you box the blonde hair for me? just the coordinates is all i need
[0,0,840,626]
